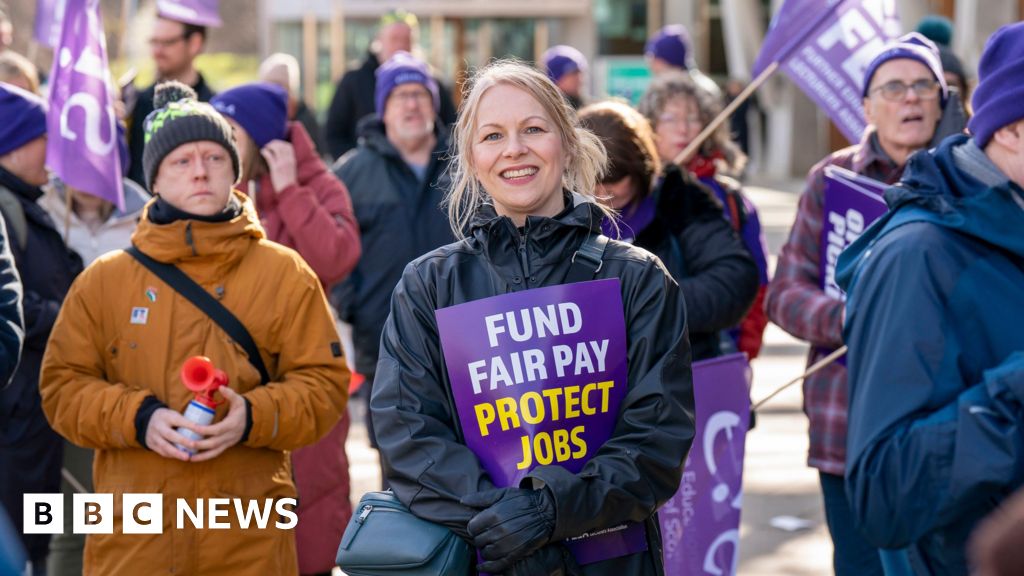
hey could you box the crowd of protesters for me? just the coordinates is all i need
[0,1,1022,574]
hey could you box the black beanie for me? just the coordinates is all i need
[141,81,240,191]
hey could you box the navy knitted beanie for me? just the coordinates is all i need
[969,22,1024,147]
[211,82,289,149]
[543,45,587,83]
[374,52,440,117]
[862,32,947,104]
[0,83,46,157]
[645,25,691,70]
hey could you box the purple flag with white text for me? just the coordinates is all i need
[435,279,648,566]
[33,0,66,47]
[659,354,751,576]
[753,0,901,143]
[46,0,124,210]
[157,0,222,27]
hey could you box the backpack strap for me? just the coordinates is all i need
[0,188,28,252]
[564,233,609,284]
[126,245,271,385]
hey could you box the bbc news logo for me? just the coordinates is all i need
[24,494,298,534]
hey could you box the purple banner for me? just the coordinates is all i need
[33,0,66,47]
[45,0,125,210]
[660,354,751,576]
[753,0,900,143]
[820,165,887,300]
[435,279,647,565]
[156,0,223,27]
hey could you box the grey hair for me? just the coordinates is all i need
[638,70,746,174]
[446,59,611,238]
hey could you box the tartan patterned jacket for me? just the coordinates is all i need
[765,130,902,475]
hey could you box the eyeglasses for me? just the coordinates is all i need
[148,35,187,49]
[657,114,703,128]
[390,90,432,105]
[870,79,941,102]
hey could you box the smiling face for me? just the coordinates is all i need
[864,59,942,163]
[470,83,567,225]
[152,141,235,216]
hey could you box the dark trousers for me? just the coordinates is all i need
[819,471,885,576]
[0,422,63,565]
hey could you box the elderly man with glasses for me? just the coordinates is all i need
[126,15,216,187]
[766,32,965,576]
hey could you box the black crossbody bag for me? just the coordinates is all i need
[126,245,271,385]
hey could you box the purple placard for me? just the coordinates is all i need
[435,279,647,565]
[817,167,887,364]
[45,0,125,211]
[33,0,66,47]
[754,0,901,143]
[820,165,887,300]
[156,0,223,27]
[660,354,751,576]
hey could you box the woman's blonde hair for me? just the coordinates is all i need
[447,59,610,237]
[0,51,40,94]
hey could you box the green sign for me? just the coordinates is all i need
[603,59,652,105]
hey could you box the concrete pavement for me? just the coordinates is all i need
[340,178,836,575]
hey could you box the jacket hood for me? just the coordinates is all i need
[43,178,151,225]
[131,190,266,279]
[466,191,606,282]
[469,191,603,235]
[838,134,1024,288]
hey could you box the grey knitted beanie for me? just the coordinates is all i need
[141,81,240,191]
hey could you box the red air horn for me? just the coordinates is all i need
[175,356,229,454]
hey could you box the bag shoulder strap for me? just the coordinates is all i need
[564,233,609,284]
[126,245,271,385]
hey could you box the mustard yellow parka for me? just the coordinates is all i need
[40,191,349,575]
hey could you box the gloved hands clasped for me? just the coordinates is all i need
[461,486,557,574]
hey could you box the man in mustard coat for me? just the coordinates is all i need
[39,81,349,575]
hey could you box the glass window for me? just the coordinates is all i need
[595,0,647,56]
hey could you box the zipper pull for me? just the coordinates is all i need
[185,222,198,256]
[357,504,373,524]
[340,504,373,550]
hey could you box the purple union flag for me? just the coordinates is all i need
[45,0,124,210]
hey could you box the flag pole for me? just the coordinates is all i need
[64,187,74,246]
[671,60,779,167]
[752,345,848,410]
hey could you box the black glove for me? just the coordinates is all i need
[460,487,556,573]
[503,544,581,576]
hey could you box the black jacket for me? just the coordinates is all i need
[324,52,458,160]
[633,167,758,360]
[331,117,454,377]
[126,73,216,187]
[0,168,83,562]
[0,217,22,388]
[370,195,696,575]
